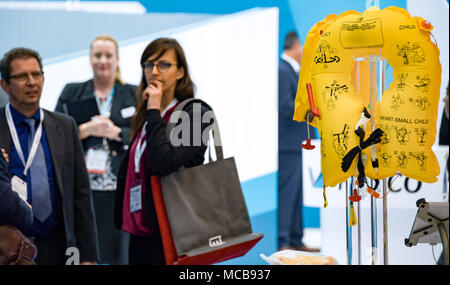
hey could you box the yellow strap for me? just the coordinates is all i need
[323,187,328,208]
[350,204,357,226]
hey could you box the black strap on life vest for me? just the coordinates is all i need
[341,126,384,187]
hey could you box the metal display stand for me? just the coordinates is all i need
[345,180,352,265]
[347,54,388,265]
[405,199,449,265]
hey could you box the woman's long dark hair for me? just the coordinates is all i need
[130,38,195,138]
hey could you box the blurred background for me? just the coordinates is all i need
[0,0,448,265]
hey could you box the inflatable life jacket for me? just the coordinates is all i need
[293,6,441,188]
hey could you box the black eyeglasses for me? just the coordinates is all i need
[9,71,44,83]
[142,61,178,73]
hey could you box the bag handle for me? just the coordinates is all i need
[8,239,25,265]
[165,98,223,160]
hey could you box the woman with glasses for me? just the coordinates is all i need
[114,38,212,265]
[55,35,136,265]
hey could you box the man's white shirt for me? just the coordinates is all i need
[281,52,300,74]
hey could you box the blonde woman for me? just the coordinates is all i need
[55,35,136,264]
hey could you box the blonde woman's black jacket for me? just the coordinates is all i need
[55,79,137,175]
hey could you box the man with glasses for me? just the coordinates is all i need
[0,47,99,265]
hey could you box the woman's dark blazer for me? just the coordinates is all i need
[55,79,137,175]
[114,100,213,232]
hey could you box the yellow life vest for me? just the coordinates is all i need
[294,6,441,187]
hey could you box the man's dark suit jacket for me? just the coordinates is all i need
[55,80,137,175]
[0,152,33,231]
[114,101,212,233]
[278,59,312,152]
[0,88,8,108]
[0,107,99,262]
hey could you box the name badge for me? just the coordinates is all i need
[121,106,136,119]
[11,175,28,202]
[130,184,142,213]
[86,149,108,174]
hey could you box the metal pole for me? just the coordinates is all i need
[351,176,361,265]
[369,59,378,265]
[382,179,388,265]
[345,180,352,265]
[379,58,388,265]
[370,197,377,264]
[357,191,361,265]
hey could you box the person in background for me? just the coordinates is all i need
[55,35,135,265]
[0,148,33,231]
[278,31,319,252]
[114,38,212,265]
[0,47,98,264]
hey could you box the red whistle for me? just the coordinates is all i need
[302,138,315,150]
[349,189,361,202]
